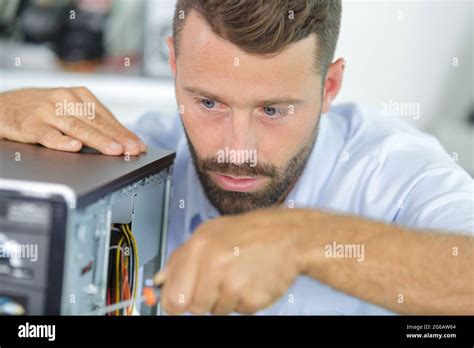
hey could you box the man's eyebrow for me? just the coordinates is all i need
[183,86,228,104]
[254,97,305,106]
[183,85,305,106]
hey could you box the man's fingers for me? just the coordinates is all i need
[102,121,146,154]
[71,114,141,155]
[71,86,117,122]
[40,89,123,155]
[111,123,148,153]
[211,285,240,315]
[34,123,83,152]
[161,248,201,315]
[188,263,220,314]
[153,269,167,286]
[210,276,243,315]
[0,86,146,154]
[71,87,147,153]
[45,116,124,156]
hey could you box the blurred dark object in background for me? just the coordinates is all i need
[18,0,109,72]
[53,6,106,72]
[19,2,64,43]
[0,0,23,36]
[0,0,140,73]
[0,0,173,76]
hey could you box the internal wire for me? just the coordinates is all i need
[125,223,139,313]
[116,236,124,315]
[108,226,122,315]
[107,223,139,315]
[120,224,133,315]
[121,248,132,315]
[120,224,131,314]
[87,285,161,316]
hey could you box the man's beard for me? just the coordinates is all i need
[186,122,320,215]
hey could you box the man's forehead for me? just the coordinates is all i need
[177,12,320,101]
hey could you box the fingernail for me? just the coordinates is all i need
[109,142,122,151]
[69,140,80,147]
[126,139,139,150]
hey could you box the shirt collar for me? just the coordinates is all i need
[284,112,336,209]
[184,150,220,234]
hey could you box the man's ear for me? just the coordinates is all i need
[321,57,346,113]
[167,36,177,76]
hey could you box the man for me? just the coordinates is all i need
[0,0,472,315]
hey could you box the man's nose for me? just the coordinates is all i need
[225,111,257,164]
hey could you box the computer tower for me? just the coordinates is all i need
[0,139,175,315]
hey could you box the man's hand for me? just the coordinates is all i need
[0,87,146,155]
[156,207,473,315]
[157,208,305,315]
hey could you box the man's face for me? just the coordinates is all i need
[172,13,324,215]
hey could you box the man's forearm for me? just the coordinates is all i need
[290,209,474,314]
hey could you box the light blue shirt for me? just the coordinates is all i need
[131,103,473,315]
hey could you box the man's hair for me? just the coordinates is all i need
[172,0,342,76]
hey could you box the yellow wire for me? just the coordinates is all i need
[124,224,135,314]
[125,223,139,314]
[116,236,124,315]
[120,224,132,255]
[120,224,132,314]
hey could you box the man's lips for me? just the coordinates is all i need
[209,172,268,192]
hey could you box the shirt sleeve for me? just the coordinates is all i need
[125,111,183,151]
[373,133,473,235]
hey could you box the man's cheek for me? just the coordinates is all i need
[182,116,216,152]
[194,132,227,159]
[257,147,291,170]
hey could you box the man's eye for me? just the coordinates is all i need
[263,106,278,117]
[201,98,215,109]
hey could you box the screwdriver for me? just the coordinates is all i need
[87,270,166,315]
